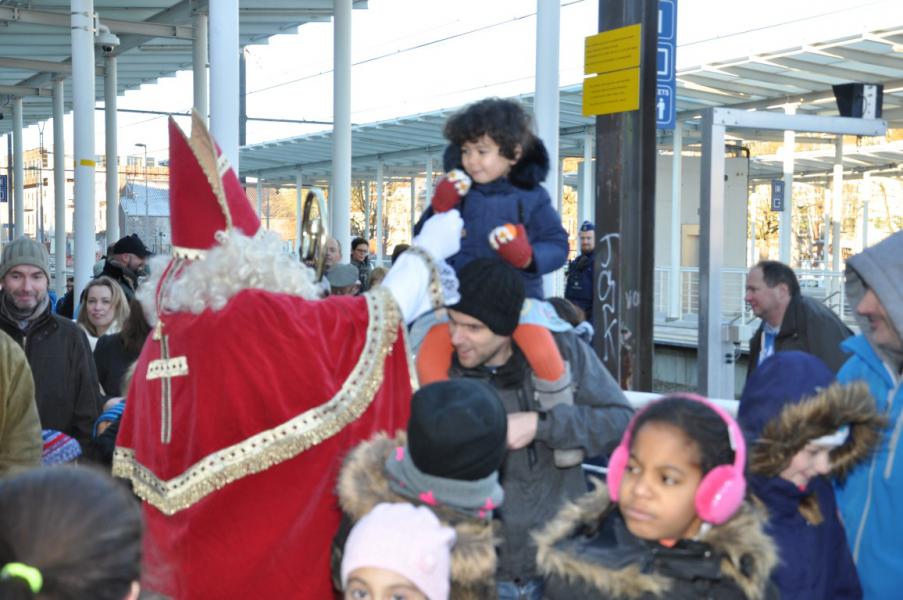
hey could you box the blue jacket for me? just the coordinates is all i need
[564,253,593,316]
[836,335,903,600]
[416,142,568,299]
[752,475,861,599]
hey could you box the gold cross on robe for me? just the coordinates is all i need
[146,321,189,444]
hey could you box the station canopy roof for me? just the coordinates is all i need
[240,26,903,183]
[0,0,367,135]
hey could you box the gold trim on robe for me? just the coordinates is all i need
[112,287,403,515]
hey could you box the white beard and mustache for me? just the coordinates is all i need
[138,229,322,324]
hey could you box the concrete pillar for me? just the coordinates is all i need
[331,0,352,265]
[779,104,796,264]
[71,0,96,303]
[53,79,66,297]
[104,54,119,247]
[209,0,239,169]
[668,124,682,320]
[535,0,560,297]
[12,97,23,239]
[193,11,209,122]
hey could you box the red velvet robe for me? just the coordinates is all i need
[113,287,413,599]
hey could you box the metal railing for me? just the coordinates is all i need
[653,266,852,325]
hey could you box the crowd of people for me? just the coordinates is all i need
[0,97,899,600]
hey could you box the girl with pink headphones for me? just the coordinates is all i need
[534,395,779,599]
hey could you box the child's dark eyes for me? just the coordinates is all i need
[662,475,679,486]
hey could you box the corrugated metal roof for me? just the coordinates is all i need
[0,0,367,134]
[240,26,903,182]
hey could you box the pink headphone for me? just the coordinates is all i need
[607,394,747,525]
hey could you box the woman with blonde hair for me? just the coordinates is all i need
[76,276,129,351]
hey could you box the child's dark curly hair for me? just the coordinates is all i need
[443,98,535,160]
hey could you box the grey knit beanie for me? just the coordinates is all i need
[0,237,50,281]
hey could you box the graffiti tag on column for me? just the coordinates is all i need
[625,290,640,310]
[596,233,620,363]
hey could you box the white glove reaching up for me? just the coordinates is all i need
[412,209,463,261]
[383,210,463,324]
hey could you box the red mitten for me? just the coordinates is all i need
[488,223,533,269]
[430,169,472,213]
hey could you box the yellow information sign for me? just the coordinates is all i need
[584,23,642,75]
[582,70,640,117]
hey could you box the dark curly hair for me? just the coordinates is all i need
[443,98,536,161]
[631,396,738,476]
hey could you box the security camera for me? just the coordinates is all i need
[95,23,120,54]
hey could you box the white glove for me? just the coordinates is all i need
[413,209,463,261]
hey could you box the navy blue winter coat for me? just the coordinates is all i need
[565,253,593,316]
[415,142,569,299]
[750,475,861,599]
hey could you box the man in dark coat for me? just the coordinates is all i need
[0,238,100,452]
[101,233,150,301]
[564,220,595,318]
[745,260,852,378]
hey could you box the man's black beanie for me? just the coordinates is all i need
[447,257,525,336]
[407,379,508,481]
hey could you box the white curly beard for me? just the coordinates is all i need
[138,229,323,322]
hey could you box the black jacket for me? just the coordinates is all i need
[94,333,141,397]
[0,301,100,451]
[101,259,138,301]
[535,482,779,600]
[748,294,852,378]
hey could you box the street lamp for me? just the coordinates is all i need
[135,143,148,243]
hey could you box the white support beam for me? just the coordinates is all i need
[104,54,119,247]
[409,176,416,239]
[668,123,682,320]
[862,171,871,252]
[0,7,192,38]
[12,97,24,239]
[331,0,352,267]
[192,11,208,123]
[255,178,262,218]
[580,128,593,225]
[209,0,238,170]
[71,0,96,305]
[376,161,384,263]
[712,108,887,136]
[0,56,102,74]
[831,136,843,274]
[536,0,560,298]
[424,155,433,215]
[53,79,66,297]
[780,104,796,264]
[295,171,303,253]
[0,84,50,97]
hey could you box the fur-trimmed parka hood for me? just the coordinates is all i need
[746,381,886,480]
[534,480,778,600]
[336,432,499,600]
[442,137,550,189]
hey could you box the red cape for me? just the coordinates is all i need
[114,287,413,599]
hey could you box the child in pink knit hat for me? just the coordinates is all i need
[341,503,456,600]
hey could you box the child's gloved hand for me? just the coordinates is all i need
[430,169,472,213]
[414,209,464,261]
[489,223,533,269]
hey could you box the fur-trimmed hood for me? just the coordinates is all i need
[534,480,777,600]
[442,137,550,189]
[336,432,498,599]
[747,381,886,481]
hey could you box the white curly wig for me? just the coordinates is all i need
[138,229,322,321]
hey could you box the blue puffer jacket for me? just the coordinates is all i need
[415,142,569,299]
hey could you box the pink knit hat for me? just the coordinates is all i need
[341,503,456,600]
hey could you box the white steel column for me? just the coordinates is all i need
[581,128,593,224]
[409,176,416,238]
[331,0,352,265]
[861,171,871,251]
[295,171,303,252]
[71,0,96,301]
[255,178,262,217]
[698,109,728,398]
[193,10,209,122]
[363,181,371,239]
[12,97,23,239]
[535,0,560,297]
[668,124,682,321]
[209,0,238,169]
[53,79,66,297]
[779,104,796,264]
[831,136,843,273]
[376,161,384,263]
[104,54,119,247]
[424,155,433,208]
